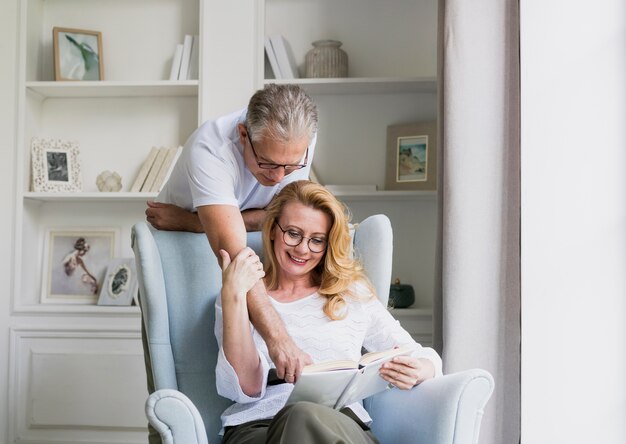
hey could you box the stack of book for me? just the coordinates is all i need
[169,35,199,80]
[265,35,299,79]
[130,146,183,193]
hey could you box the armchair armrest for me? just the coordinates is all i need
[364,369,494,444]
[146,389,209,444]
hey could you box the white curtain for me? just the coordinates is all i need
[434,1,520,443]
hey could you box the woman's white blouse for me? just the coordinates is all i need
[214,282,443,431]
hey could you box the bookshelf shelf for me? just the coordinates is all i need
[25,81,199,99]
[264,77,437,95]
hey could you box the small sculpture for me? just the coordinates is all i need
[96,170,122,192]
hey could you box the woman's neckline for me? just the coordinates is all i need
[269,290,319,305]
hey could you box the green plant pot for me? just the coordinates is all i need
[389,279,415,308]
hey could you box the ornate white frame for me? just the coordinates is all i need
[31,138,82,192]
[97,258,138,306]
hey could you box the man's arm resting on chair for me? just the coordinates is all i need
[146,201,266,233]
[197,204,312,384]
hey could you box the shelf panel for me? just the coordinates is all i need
[12,304,142,317]
[265,77,437,95]
[24,192,158,202]
[388,307,433,317]
[26,81,199,99]
[331,189,437,201]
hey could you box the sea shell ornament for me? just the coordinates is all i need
[96,170,123,192]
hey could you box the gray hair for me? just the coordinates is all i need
[246,84,318,145]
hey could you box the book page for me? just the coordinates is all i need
[286,369,356,408]
[301,359,358,374]
[334,359,392,409]
[358,345,414,367]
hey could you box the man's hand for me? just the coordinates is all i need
[266,335,313,384]
[145,201,204,232]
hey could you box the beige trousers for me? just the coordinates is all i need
[222,401,380,444]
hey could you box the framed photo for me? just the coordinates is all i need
[41,228,119,304]
[97,258,138,306]
[53,27,104,81]
[385,121,437,191]
[31,138,82,192]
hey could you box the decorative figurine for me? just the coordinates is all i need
[96,170,122,192]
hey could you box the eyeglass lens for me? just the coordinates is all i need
[277,223,327,253]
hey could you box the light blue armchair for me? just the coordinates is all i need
[131,215,494,444]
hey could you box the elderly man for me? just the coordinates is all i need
[145,83,317,381]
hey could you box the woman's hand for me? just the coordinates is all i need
[379,356,435,390]
[219,248,265,300]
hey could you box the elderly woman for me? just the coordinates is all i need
[215,180,442,444]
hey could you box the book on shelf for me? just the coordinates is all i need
[265,36,282,79]
[129,147,160,192]
[285,345,413,409]
[187,35,200,80]
[169,44,184,81]
[269,35,299,79]
[140,147,169,192]
[178,34,194,80]
[150,145,183,193]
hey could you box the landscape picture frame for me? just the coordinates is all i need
[41,228,119,304]
[53,27,104,81]
[31,138,82,192]
[385,121,437,191]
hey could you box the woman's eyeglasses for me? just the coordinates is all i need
[276,223,327,253]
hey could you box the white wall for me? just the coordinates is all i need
[521,1,626,443]
[0,0,17,441]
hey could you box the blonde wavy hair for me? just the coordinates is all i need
[262,180,374,320]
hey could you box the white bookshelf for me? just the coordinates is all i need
[9,1,438,440]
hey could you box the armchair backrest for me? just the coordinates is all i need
[131,214,393,443]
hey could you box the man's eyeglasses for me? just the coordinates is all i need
[246,130,308,172]
[276,223,327,253]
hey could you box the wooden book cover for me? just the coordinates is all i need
[129,147,159,192]
[150,146,182,192]
[140,147,168,192]
[157,145,183,192]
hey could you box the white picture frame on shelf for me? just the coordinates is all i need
[97,258,138,306]
[31,138,82,192]
[41,228,119,304]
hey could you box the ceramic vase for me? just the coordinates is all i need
[305,40,348,78]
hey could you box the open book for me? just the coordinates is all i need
[285,345,414,410]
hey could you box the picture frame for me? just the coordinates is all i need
[385,121,437,191]
[53,27,104,81]
[31,138,82,192]
[41,228,119,304]
[97,258,138,306]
